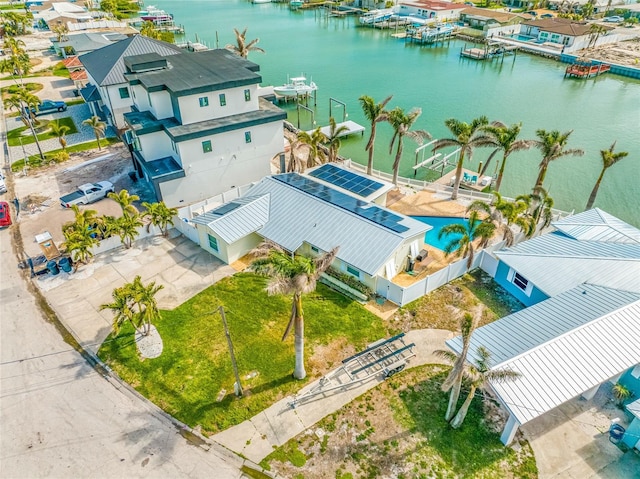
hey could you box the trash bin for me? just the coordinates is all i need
[58,257,72,273]
[47,260,60,276]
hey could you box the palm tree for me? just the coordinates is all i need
[532,129,584,194]
[100,275,163,337]
[142,201,178,236]
[82,115,107,150]
[438,313,478,422]
[225,27,265,59]
[468,193,535,247]
[432,117,494,200]
[62,228,99,269]
[140,20,161,40]
[108,189,139,216]
[116,213,143,249]
[297,127,327,168]
[438,210,496,269]
[480,122,534,193]
[51,22,69,42]
[49,120,70,150]
[325,117,349,163]
[3,88,45,159]
[517,187,555,234]
[359,94,392,175]
[388,107,431,185]
[285,135,304,173]
[250,241,339,380]
[443,346,521,428]
[585,142,628,210]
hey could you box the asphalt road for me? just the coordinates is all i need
[0,226,245,478]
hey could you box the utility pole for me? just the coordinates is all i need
[218,306,243,397]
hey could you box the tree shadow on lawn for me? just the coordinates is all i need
[397,369,527,478]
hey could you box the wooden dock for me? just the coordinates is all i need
[565,61,610,79]
[309,120,366,138]
[460,42,518,61]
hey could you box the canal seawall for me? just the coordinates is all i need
[560,54,640,80]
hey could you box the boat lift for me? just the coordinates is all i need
[288,333,415,408]
[413,142,461,178]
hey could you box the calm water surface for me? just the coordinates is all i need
[153,0,640,226]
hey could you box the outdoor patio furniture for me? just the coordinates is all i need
[609,423,625,444]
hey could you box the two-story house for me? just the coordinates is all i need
[122,48,287,207]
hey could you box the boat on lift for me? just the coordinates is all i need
[139,5,173,22]
[273,75,318,97]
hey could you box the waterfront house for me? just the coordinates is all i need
[122,47,287,207]
[80,35,182,128]
[397,0,466,21]
[191,164,430,296]
[490,208,640,307]
[520,17,613,49]
[459,7,526,30]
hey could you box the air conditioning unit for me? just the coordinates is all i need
[416,249,428,262]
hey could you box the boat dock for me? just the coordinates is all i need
[435,168,493,192]
[308,120,366,138]
[460,42,518,61]
[405,25,454,46]
[565,60,610,79]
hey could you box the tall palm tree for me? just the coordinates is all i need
[480,122,534,193]
[297,127,327,168]
[325,117,349,163]
[285,135,304,173]
[116,213,143,249]
[445,346,520,429]
[142,201,178,236]
[517,187,555,234]
[432,116,494,200]
[438,313,478,422]
[388,107,431,185]
[532,129,584,194]
[359,94,393,175]
[437,210,496,269]
[108,189,139,216]
[3,88,45,159]
[82,115,107,150]
[225,27,265,59]
[140,20,161,39]
[468,193,535,247]
[49,120,70,150]
[250,241,339,380]
[585,142,628,210]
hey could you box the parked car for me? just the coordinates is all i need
[603,16,623,23]
[25,99,67,117]
[60,181,114,208]
[525,10,538,16]
[541,13,554,18]
[0,201,11,227]
[0,173,6,194]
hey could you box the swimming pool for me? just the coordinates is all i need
[412,216,471,252]
[506,34,537,42]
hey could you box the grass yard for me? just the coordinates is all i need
[1,82,43,99]
[11,137,121,171]
[7,116,78,146]
[98,273,390,435]
[263,365,538,479]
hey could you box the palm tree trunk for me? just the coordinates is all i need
[445,381,462,421]
[366,124,376,175]
[494,153,508,193]
[585,168,606,210]
[293,293,306,380]
[451,154,465,201]
[95,132,102,150]
[533,162,548,193]
[391,141,403,185]
[450,385,477,428]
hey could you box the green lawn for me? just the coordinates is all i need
[7,116,78,147]
[1,82,43,98]
[11,137,122,171]
[263,365,537,478]
[98,273,389,435]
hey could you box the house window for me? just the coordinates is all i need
[208,234,218,252]
[346,265,360,278]
[118,87,130,99]
[244,131,252,143]
[310,246,319,253]
[244,89,251,101]
[198,96,209,107]
[512,272,529,292]
[202,140,212,153]
[219,93,226,106]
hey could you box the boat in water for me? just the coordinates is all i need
[139,5,173,23]
[273,76,317,97]
[252,0,272,4]
[290,0,304,9]
[359,8,394,25]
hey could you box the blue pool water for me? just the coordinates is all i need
[507,34,537,42]
[412,216,471,252]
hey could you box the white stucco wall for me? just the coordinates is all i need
[177,85,259,125]
[131,84,151,112]
[159,120,283,206]
[196,226,229,263]
[148,90,173,120]
[138,131,176,163]
[104,83,133,128]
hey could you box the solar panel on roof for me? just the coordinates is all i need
[211,202,242,216]
[309,164,384,198]
[275,173,409,233]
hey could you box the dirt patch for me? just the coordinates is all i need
[575,38,640,67]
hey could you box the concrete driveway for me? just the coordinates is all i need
[521,383,640,478]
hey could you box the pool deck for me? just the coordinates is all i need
[386,187,469,217]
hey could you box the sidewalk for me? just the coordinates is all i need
[212,329,455,463]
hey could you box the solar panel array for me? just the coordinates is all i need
[309,164,384,198]
[211,202,242,216]
[275,173,409,233]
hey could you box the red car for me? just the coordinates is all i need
[0,201,12,227]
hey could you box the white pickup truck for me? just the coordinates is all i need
[60,181,114,208]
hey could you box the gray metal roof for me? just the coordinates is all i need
[495,231,640,296]
[79,35,182,86]
[239,175,429,276]
[447,284,640,425]
[53,32,126,54]
[192,195,270,244]
[552,208,640,244]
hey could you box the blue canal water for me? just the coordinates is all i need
[413,216,471,251]
[151,0,640,227]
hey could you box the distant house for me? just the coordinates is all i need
[446,208,640,447]
[79,35,182,128]
[397,0,467,21]
[191,164,430,294]
[491,208,640,306]
[459,7,526,30]
[51,31,130,58]
[33,1,94,29]
[520,17,613,48]
[121,47,287,207]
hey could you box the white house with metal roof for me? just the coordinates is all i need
[490,208,640,306]
[447,284,640,446]
[191,165,430,294]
